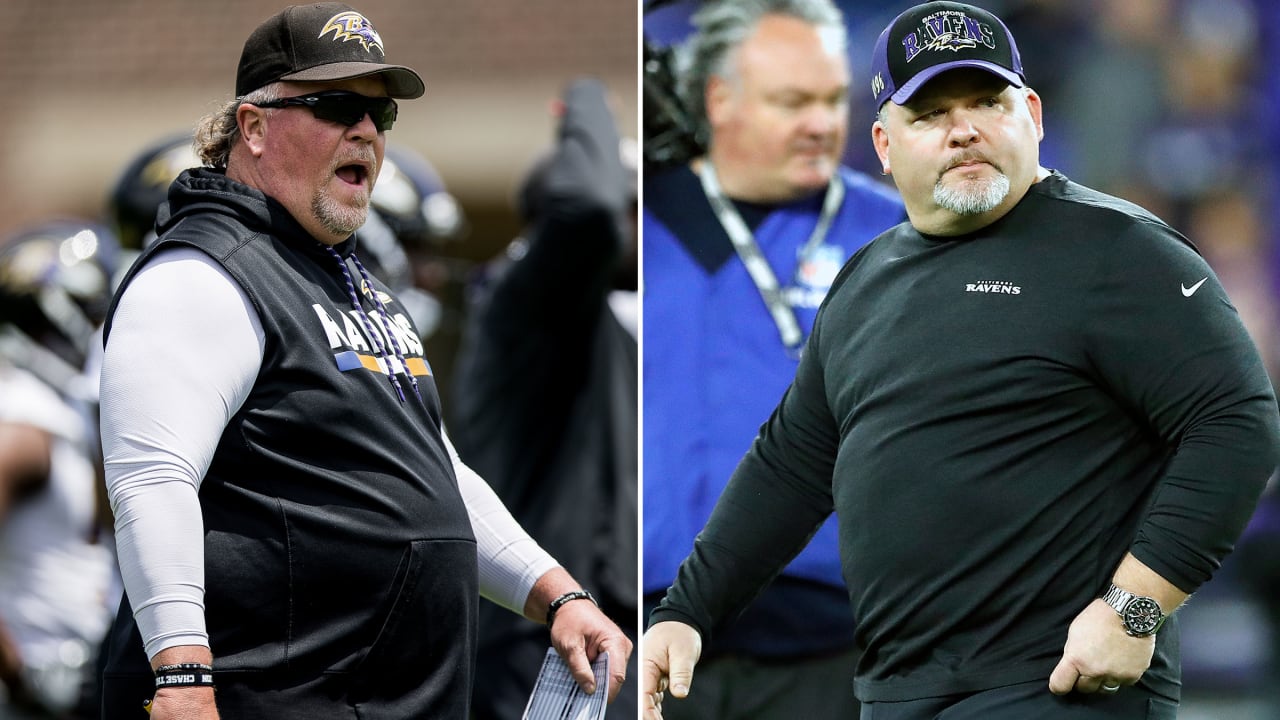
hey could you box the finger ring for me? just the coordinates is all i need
[1100,684,1120,693]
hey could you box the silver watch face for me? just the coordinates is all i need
[1123,596,1163,636]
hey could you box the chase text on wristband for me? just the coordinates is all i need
[154,663,215,689]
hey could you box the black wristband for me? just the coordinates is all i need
[547,589,597,628]
[154,663,215,689]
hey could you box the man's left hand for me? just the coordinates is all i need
[548,598,633,702]
[1048,598,1155,695]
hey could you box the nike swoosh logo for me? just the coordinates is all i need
[1181,277,1208,297]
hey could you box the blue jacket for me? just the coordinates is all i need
[643,164,904,595]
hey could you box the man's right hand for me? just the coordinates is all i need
[641,621,702,720]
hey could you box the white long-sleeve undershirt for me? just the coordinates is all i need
[100,247,556,660]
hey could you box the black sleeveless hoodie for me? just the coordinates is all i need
[100,168,478,719]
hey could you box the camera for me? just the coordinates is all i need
[642,19,703,171]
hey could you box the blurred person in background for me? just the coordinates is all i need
[641,0,903,718]
[0,220,119,719]
[95,5,630,718]
[450,76,637,720]
[109,133,205,255]
[366,142,470,343]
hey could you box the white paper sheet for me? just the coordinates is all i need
[521,648,610,720]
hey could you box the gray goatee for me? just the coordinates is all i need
[933,172,1011,216]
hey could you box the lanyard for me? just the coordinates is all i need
[698,162,845,354]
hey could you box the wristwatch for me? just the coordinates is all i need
[1101,584,1167,637]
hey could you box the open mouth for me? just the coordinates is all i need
[336,164,369,186]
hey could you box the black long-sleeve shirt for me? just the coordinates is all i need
[651,172,1280,703]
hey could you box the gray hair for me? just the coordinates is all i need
[193,84,282,169]
[678,0,847,143]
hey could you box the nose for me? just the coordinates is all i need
[946,111,979,147]
[799,102,839,137]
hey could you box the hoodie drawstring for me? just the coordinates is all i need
[323,244,421,405]
[350,252,423,404]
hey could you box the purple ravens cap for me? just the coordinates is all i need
[870,1,1024,110]
[236,3,424,99]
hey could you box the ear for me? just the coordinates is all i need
[237,103,269,158]
[704,75,734,131]
[1023,88,1044,142]
[872,118,891,175]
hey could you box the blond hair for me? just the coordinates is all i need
[193,84,282,169]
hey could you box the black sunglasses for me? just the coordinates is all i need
[253,91,398,132]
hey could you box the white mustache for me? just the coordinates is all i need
[944,152,997,173]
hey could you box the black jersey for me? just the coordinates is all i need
[651,172,1280,702]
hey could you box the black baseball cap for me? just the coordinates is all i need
[870,1,1024,110]
[236,3,425,99]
